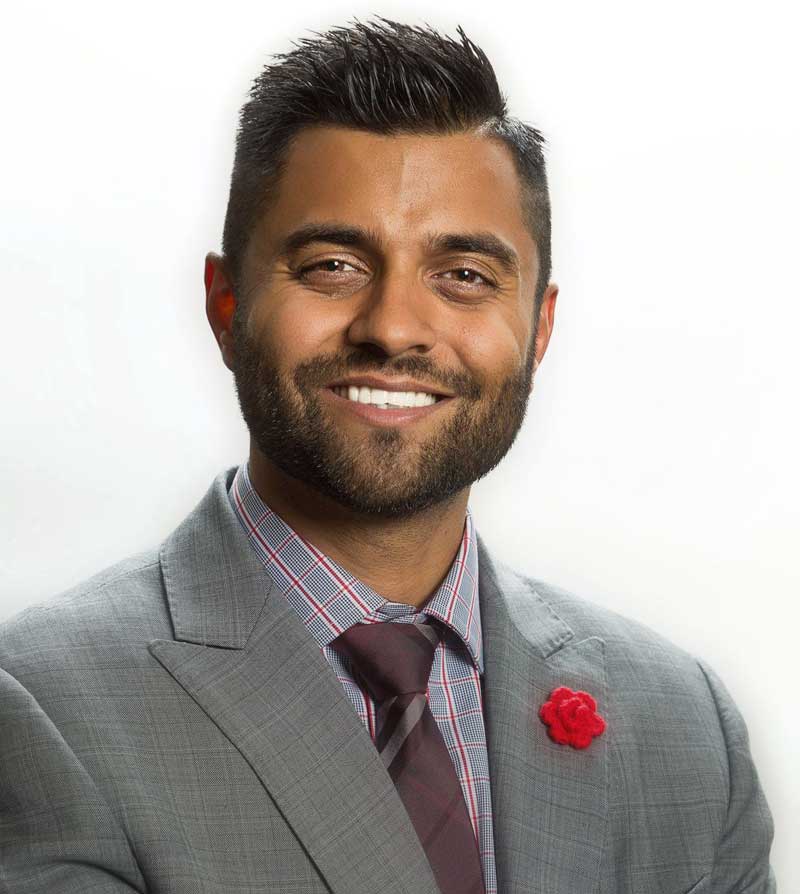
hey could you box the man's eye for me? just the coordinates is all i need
[440,268,496,288]
[299,259,362,277]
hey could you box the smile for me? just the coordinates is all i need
[331,384,441,409]
[324,385,452,427]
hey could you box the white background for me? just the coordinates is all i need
[1,0,797,887]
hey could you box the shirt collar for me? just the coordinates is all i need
[228,461,484,674]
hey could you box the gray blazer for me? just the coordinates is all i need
[0,468,775,893]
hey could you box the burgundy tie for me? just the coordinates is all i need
[330,620,485,894]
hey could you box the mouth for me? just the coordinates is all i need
[330,383,444,409]
[323,383,453,427]
[327,372,452,399]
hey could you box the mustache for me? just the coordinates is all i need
[293,351,482,400]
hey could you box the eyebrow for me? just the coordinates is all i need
[277,222,520,277]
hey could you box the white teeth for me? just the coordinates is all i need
[334,385,440,408]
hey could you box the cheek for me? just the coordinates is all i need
[249,293,345,366]
[451,315,529,384]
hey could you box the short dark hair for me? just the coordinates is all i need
[222,17,551,315]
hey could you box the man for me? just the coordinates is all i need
[0,16,775,894]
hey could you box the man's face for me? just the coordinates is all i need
[223,126,555,518]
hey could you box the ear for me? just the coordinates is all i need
[529,281,559,391]
[204,253,237,372]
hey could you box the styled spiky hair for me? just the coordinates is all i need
[222,17,551,308]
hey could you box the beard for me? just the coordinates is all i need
[231,320,536,519]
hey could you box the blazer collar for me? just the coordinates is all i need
[477,533,609,894]
[159,467,579,661]
[476,531,575,659]
[159,467,272,649]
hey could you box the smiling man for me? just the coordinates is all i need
[0,17,775,894]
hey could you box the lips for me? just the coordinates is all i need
[322,384,453,427]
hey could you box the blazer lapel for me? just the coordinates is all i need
[148,470,439,894]
[478,534,609,894]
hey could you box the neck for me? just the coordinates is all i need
[246,447,470,609]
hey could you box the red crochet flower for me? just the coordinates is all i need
[539,686,606,749]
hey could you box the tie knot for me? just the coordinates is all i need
[330,620,441,702]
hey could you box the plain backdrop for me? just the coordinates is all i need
[1,0,797,887]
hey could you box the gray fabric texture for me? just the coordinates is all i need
[0,467,776,893]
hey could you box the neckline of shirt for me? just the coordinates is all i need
[228,460,484,674]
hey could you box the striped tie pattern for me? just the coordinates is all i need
[330,620,485,894]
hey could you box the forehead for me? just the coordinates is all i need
[257,125,536,267]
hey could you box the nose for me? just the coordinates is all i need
[346,271,437,357]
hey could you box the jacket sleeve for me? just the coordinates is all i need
[697,659,777,893]
[0,667,147,893]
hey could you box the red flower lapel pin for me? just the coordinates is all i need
[540,686,606,749]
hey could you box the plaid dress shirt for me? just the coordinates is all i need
[228,461,497,893]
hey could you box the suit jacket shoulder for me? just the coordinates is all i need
[491,556,725,704]
[0,548,171,670]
